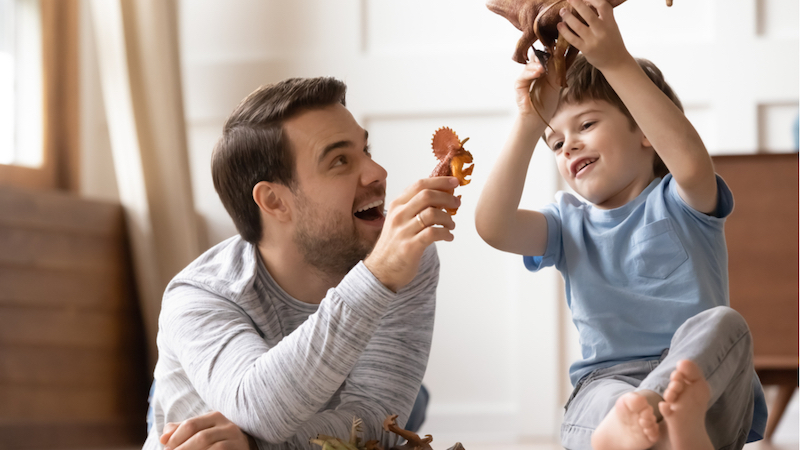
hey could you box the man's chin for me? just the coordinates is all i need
[360,228,381,255]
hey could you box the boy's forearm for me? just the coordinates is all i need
[475,114,548,253]
[601,57,717,211]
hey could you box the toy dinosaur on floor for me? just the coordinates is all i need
[310,415,464,450]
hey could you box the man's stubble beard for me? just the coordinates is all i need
[292,191,380,280]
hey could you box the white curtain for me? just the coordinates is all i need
[89,0,201,370]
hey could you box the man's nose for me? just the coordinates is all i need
[362,156,388,186]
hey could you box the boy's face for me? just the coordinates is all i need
[544,99,656,210]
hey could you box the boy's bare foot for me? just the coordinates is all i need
[592,392,660,450]
[658,360,713,450]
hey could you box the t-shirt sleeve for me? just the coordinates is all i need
[667,173,734,222]
[523,202,562,272]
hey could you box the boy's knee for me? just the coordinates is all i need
[706,306,746,327]
[697,306,751,343]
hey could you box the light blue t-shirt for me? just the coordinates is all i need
[524,175,733,385]
[524,174,766,441]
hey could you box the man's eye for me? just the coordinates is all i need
[333,155,347,167]
[363,144,372,157]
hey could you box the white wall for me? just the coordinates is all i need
[80,0,799,444]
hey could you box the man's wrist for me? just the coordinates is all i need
[363,257,399,292]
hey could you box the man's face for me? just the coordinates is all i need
[544,99,654,210]
[283,103,388,277]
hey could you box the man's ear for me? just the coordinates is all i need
[253,181,292,222]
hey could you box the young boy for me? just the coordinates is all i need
[475,0,767,449]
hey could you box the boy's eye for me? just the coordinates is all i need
[581,121,595,130]
[553,141,563,151]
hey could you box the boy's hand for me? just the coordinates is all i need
[557,0,632,71]
[515,54,560,118]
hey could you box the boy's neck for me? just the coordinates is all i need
[591,173,658,210]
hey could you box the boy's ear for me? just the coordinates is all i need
[252,181,292,222]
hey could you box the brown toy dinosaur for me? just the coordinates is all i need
[310,415,464,450]
[486,0,673,87]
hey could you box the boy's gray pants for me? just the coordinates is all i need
[561,306,756,450]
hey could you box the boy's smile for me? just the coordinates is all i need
[545,99,656,210]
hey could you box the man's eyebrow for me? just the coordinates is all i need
[317,130,369,164]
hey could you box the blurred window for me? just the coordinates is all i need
[0,0,43,168]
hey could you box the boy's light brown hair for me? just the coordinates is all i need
[559,54,683,178]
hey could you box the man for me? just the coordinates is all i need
[143,77,461,450]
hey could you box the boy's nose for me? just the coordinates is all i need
[563,138,582,156]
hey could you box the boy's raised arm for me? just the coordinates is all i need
[558,0,718,214]
[475,59,560,256]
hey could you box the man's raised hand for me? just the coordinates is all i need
[364,176,460,292]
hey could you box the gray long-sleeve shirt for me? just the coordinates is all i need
[143,236,438,449]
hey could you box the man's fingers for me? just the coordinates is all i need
[417,207,456,231]
[163,411,224,449]
[416,224,455,246]
[161,422,179,444]
[172,428,227,450]
[392,177,459,206]
[402,189,461,222]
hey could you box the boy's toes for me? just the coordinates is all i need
[663,379,685,403]
[658,400,674,418]
[677,359,705,382]
[638,412,659,443]
[620,391,650,414]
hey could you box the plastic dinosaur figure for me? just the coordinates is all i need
[310,415,465,450]
[485,0,673,86]
[310,417,366,450]
[430,127,473,215]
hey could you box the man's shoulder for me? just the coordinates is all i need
[166,235,258,302]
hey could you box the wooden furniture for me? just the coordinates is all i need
[713,153,799,441]
[0,186,148,448]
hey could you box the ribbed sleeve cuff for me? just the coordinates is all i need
[334,261,396,320]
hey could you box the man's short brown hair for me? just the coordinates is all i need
[211,77,347,243]
[558,55,683,178]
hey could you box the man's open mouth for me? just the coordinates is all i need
[354,200,385,221]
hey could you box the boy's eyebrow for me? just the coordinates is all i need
[577,109,602,117]
[317,130,369,164]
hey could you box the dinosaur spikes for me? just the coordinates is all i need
[432,127,462,160]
